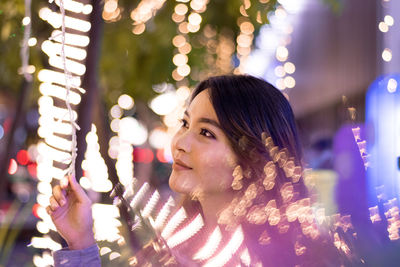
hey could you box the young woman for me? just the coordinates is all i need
[47,75,357,266]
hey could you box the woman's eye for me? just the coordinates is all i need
[200,128,215,139]
[180,119,189,128]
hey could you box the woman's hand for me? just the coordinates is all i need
[46,175,96,250]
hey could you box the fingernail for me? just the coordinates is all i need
[61,177,68,188]
[60,199,66,206]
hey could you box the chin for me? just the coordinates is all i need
[168,172,183,193]
[168,172,195,194]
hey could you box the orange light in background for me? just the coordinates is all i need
[8,159,18,175]
[156,149,168,163]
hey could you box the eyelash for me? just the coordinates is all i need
[180,119,189,128]
[200,128,215,139]
[179,119,216,139]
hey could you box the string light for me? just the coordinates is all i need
[193,226,222,261]
[103,0,121,22]
[380,2,394,63]
[351,126,370,170]
[81,125,112,192]
[153,196,175,230]
[130,0,167,34]
[20,0,32,82]
[166,213,204,248]
[203,226,244,267]
[234,15,255,74]
[141,190,161,218]
[161,207,187,239]
[387,78,397,93]
[382,48,392,62]
[32,0,91,262]
[244,3,301,91]
[92,204,122,242]
[147,0,210,161]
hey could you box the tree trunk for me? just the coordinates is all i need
[74,0,140,250]
[75,0,104,180]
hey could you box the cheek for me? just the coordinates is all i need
[197,149,236,191]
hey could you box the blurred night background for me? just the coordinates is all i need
[0,0,399,266]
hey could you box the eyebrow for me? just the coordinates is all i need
[184,110,222,130]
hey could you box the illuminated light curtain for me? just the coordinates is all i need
[366,74,400,203]
[366,74,400,241]
[32,0,92,264]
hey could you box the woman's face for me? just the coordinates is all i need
[169,90,237,197]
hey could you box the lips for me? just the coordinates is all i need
[173,159,192,170]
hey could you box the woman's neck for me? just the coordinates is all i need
[198,191,235,228]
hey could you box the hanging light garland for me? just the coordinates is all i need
[244,0,305,92]
[130,0,167,35]
[81,124,112,192]
[146,0,210,160]
[199,25,235,78]
[234,0,255,74]
[272,5,296,90]
[102,0,122,22]
[20,0,33,82]
[379,0,394,63]
[32,0,92,265]
[170,0,209,82]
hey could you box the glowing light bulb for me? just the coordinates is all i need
[188,12,202,25]
[172,35,186,47]
[173,53,188,66]
[118,94,134,110]
[274,66,285,77]
[28,37,37,46]
[384,15,394,26]
[379,22,389,32]
[22,16,31,26]
[276,46,289,62]
[284,62,295,74]
[382,48,392,62]
[387,78,397,93]
[177,64,191,76]
[175,3,188,15]
[284,76,296,88]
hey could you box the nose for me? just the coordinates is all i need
[172,130,192,154]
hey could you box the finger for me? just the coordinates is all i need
[46,205,53,215]
[52,185,67,206]
[49,196,60,211]
[67,175,88,203]
[60,176,69,189]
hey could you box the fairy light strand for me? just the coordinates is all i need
[59,0,79,178]
[21,0,32,82]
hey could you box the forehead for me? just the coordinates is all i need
[187,90,218,120]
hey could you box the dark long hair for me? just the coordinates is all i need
[189,75,357,266]
[192,74,302,167]
[192,75,307,200]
